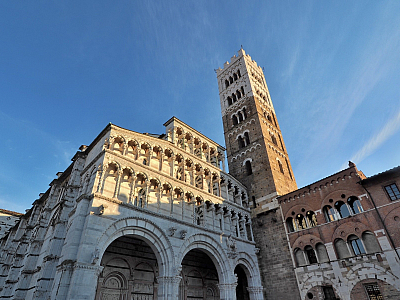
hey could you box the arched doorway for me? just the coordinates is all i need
[235,264,250,300]
[95,235,158,300]
[179,249,220,300]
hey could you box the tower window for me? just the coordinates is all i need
[238,112,243,122]
[278,160,284,174]
[243,108,247,119]
[244,132,250,145]
[229,76,233,84]
[227,97,232,106]
[233,73,238,80]
[384,183,400,200]
[225,79,229,88]
[245,161,252,175]
[238,136,245,149]
[237,69,241,77]
[232,115,238,125]
[241,86,245,96]
[285,158,293,180]
[271,134,277,146]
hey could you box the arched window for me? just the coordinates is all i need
[238,112,243,122]
[295,214,307,230]
[232,115,238,125]
[286,217,295,232]
[334,238,351,259]
[241,86,245,96]
[306,211,317,227]
[271,134,278,145]
[237,69,241,77]
[323,205,339,222]
[348,235,365,256]
[229,76,233,84]
[227,97,232,106]
[195,175,203,189]
[305,246,318,264]
[238,136,245,149]
[334,201,350,218]
[136,189,146,208]
[236,90,241,99]
[233,73,238,80]
[245,161,252,176]
[362,231,381,253]
[278,160,284,174]
[348,196,363,214]
[315,243,329,263]
[232,93,237,102]
[272,113,277,126]
[225,80,229,88]
[242,108,247,119]
[294,248,306,267]
[244,132,250,145]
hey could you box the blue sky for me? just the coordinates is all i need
[1,1,399,213]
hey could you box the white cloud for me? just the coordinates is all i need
[342,110,400,169]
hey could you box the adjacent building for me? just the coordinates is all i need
[279,163,400,300]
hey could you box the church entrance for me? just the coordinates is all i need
[235,265,250,300]
[95,235,158,300]
[179,249,220,300]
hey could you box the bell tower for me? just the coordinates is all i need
[216,49,301,300]
[216,48,297,212]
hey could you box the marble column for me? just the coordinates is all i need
[157,275,182,300]
[247,286,264,300]
[218,282,237,300]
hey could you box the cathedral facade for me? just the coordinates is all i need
[0,115,263,299]
[1,49,400,300]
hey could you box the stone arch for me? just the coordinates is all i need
[320,189,354,209]
[234,252,262,287]
[132,261,158,278]
[346,263,400,292]
[300,274,342,300]
[164,148,174,158]
[102,257,132,277]
[284,204,314,220]
[111,136,126,154]
[96,217,174,277]
[177,233,233,285]
[331,221,369,242]
[292,234,323,251]
[350,278,400,300]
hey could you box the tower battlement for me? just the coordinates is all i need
[216,48,263,77]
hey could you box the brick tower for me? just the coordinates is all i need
[216,49,301,299]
